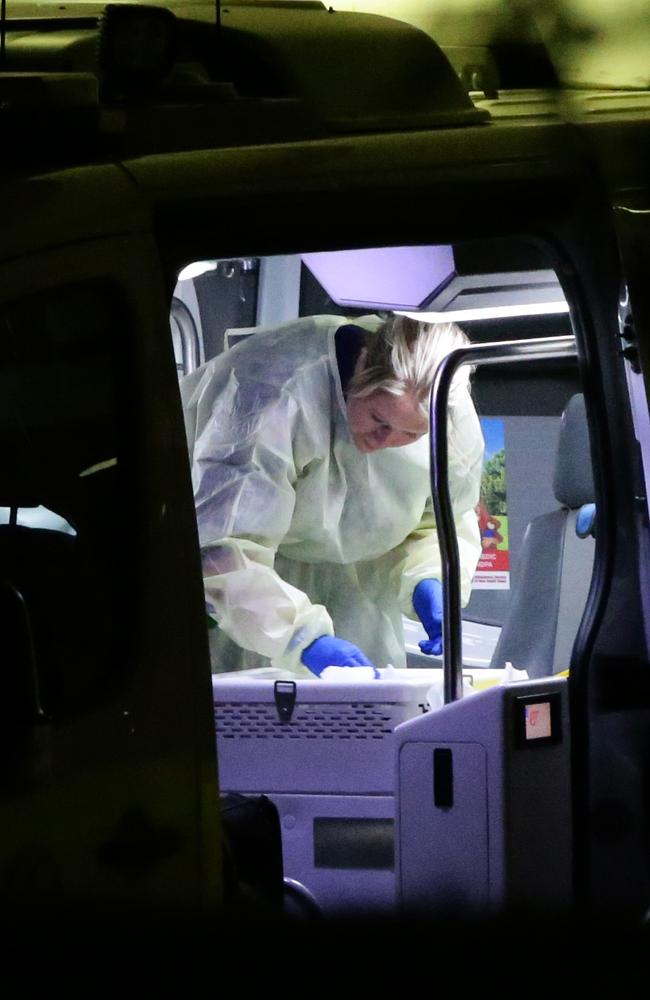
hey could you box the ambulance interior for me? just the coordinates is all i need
[171,238,591,918]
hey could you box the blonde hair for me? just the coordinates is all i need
[347,315,470,412]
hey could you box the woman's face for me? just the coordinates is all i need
[346,389,429,453]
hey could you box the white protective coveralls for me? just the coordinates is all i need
[181,315,484,677]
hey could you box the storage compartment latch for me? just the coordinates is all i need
[274,680,297,723]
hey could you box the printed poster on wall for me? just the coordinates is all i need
[473,417,510,590]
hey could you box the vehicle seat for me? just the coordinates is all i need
[489,393,595,678]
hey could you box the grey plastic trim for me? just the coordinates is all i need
[170,296,201,376]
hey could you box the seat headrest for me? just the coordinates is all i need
[553,393,595,509]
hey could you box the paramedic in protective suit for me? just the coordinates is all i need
[181,313,484,677]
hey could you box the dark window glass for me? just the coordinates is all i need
[313,818,394,870]
[0,281,135,722]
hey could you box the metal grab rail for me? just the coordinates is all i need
[429,336,578,705]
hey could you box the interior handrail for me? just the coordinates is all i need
[429,335,578,704]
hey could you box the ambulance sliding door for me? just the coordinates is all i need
[0,165,221,913]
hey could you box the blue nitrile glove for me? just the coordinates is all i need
[576,502,596,539]
[301,636,379,677]
[413,579,444,656]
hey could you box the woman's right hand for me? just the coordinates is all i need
[301,635,377,676]
[413,578,444,656]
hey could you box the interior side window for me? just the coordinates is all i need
[0,281,135,721]
[467,343,581,630]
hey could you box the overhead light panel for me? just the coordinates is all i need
[302,247,567,317]
[302,247,456,311]
[399,301,570,323]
